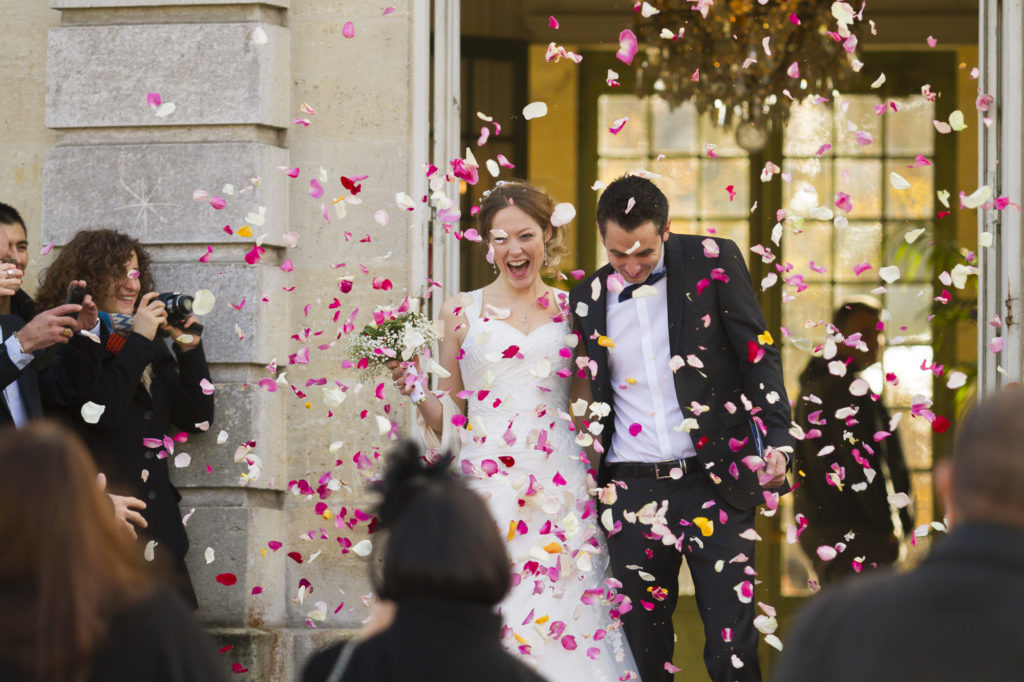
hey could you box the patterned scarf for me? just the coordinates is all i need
[99,312,154,394]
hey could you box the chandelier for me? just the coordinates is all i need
[632,1,865,151]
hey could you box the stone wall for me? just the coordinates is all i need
[40,0,430,678]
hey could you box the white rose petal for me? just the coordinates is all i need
[550,202,577,227]
[192,289,216,316]
[905,228,926,244]
[889,172,911,190]
[948,110,967,131]
[827,360,847,377]
[849,378,870,396]
[252,26,269,44]
[217,430,229,445]
[962,185,993,209]
[979,231,993,247]
[375,415,391,435]
[352,540,373,557]
[144,540,158,562]
[81,401,106,424]
[205,547,215,564]
[174,453,191,468]
[879,265,901,283]
[887,492,912,509]
[946,371,968,389]
[523,101,548,120]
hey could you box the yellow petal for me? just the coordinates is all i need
[514,633,529,645]
[508,521,517,541]
[543,542,563,554]
[597,335,615,348]
[535,615,549,624]
[693,516,714,537]
[626,377,637,384]
[236,225,254,237]
[757,330,773,345]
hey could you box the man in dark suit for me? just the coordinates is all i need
[0,230,101,426]
[774,388,1024,682]
[792,298,914,585]
[570,175,793,682]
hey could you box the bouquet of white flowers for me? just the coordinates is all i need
[348,301,438,403]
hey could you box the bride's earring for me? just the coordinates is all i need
[492,263,498,274]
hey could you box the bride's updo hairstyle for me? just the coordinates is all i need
[370,441,510,605]
[478,180,570,276]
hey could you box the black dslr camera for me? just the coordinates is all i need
[156,292,204,334]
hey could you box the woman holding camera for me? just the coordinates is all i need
[37,229,214,608]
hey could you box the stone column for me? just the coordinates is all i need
[44,1,430,678]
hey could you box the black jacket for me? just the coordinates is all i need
[774,522,1024,682]
[0,314,104,426]
[48,328,214,607]
[570,233,793,509]
[303,597,547,682]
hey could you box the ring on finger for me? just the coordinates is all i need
[4,270,11,278]
[64,327,73,338]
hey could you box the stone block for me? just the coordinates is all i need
[184,504,287,627]
[170,380,287,490]
[149,259,289,364]
[42,142,289,245]
[46,23,289,128]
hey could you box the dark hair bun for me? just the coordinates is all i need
[373,440,453,529]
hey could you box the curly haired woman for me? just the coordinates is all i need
[38,229,214,608]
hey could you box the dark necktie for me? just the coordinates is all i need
[618,270,667,302]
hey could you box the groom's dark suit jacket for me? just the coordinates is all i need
[570,233,793,510]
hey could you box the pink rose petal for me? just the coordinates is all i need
[342,21,355,38]
[616,29,638,65]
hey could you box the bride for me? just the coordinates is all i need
[389,181,639,681]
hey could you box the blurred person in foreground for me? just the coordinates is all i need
[774,388,1024,682]
[302,441,547,682]
[0,421,227,682]
[791,298,913,585]
[36,229,214,609]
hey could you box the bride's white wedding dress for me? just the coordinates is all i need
[450,289,638,681]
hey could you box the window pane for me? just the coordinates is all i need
[885,285,933,345]
[783,283,831,344]
[651,98,698,154]
[780,495,816,596]
[659,159,699,217]
[784,99,834,157]
[703,220,749,257]
[893,408,933,469]
[834,221,882,282]
[783,158,833,218]
[597,158,640,190]
[597,95,648,157]
[781,345,811,407]
[836,158,882,219]
[701,159,750,218]
[885,222,934,282]
[886,97,936,156]
[835,94,883,157]
[789,221,832,282]
[882,345,933,408]
[699,114,746,157]
[885,160,934,219]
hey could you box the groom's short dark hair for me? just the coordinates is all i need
[596,175,670,237]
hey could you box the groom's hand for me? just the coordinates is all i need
[759,448,788,488]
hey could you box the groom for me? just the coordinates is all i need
[570,175,793,682]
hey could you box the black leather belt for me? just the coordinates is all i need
[607,457,701,480]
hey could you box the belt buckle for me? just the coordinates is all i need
[655,461,675,480]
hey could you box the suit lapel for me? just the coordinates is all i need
[589,266,612,402]
[664,234,687,354]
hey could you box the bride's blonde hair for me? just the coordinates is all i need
[478,180,569,277]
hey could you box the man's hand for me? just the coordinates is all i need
[98,473,147,539]
[0,266,22,296]
[759,447,788,489]
[132,292,167,341]
[163,314,201,351]
[15,304,81,352]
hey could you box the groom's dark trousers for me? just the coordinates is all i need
[572,234,794,682]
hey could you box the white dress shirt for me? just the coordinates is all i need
[606,253,697,464]
[2,334,34,427]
